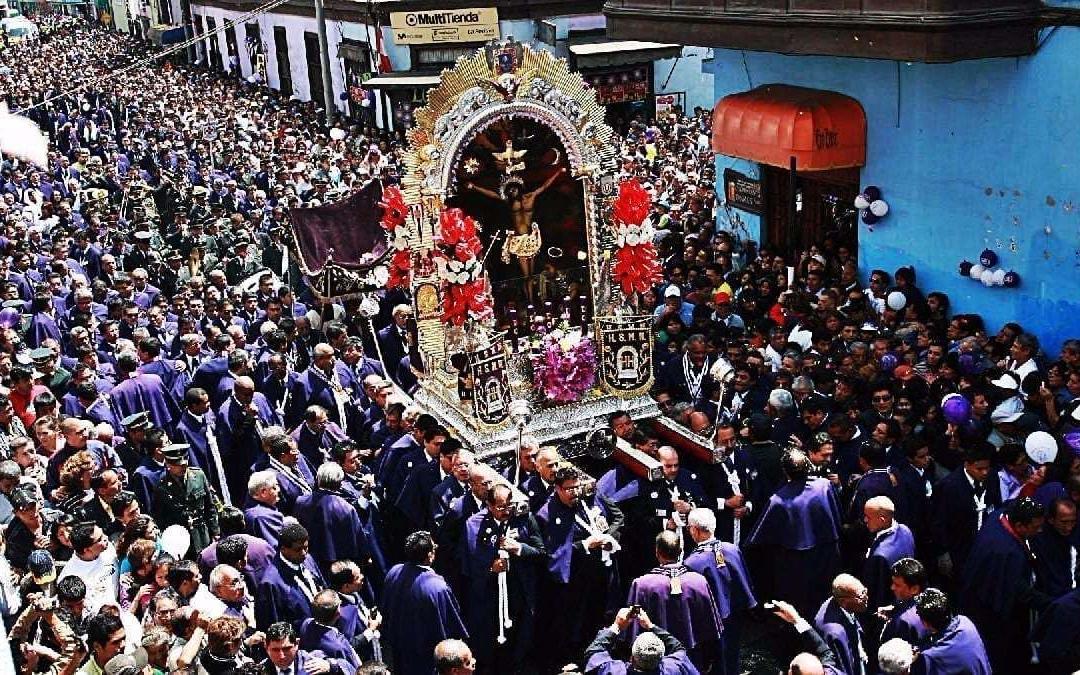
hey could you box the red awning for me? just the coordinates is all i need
[711,84,866,171]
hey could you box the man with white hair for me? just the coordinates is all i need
[814,573,870,675]
[243,469,285,550]
[295,462,383,579]
[684,507,757,675]
[877,638,914,674]
[863,496,915,610]
[583,605,697,674]
[202,564,255,625]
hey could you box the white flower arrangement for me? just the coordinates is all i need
[434,256,482,285]
[614,218,656,248]
[392,225,409,251]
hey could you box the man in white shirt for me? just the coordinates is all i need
[58,522,118,613]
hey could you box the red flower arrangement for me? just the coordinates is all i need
[378,186,411,289]
[610,178,662,295]
[433,208,493,326]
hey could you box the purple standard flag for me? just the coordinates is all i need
[288,179,388,294]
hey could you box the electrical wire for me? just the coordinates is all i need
[15,0,296,114]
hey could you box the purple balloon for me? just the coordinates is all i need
[957,353,977,375]
[0,308,19,329]
[862,210,880,225]
[942,394,972,426]
[880,353,898,372]
[1065,432,1080,454]
[863,186,882,202]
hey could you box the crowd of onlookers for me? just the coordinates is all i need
[1,16,1079,675]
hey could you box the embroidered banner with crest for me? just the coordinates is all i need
[598,316,652,394]
[468,340,512,424]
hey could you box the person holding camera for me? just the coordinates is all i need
[583,605,698,675]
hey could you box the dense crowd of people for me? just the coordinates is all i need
[1,15,1080,675]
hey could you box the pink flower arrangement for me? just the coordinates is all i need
[531,329,597,403]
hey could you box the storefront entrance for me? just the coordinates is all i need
[711,84,867,259]
[761,165,860,259]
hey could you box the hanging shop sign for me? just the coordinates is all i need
[584,68,649,105]
[723,168,763,215]
[389,8,500,45]
[654,92,683,117]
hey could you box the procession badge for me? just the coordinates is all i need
[714,546,727,568]
[467,340,512,425]
[598,316,652,394]
[415,282,440,320]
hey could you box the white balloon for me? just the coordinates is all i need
[886,291,907,311]
[160,525,191,558]
[969,263,985,280]
[869,199,889,217]
[329,128,347,141]
[980,269,994,286]
[992,269,1006,286]
[854,194,870,210]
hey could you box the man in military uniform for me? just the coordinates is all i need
[125,230,158,273]
[115,411,153,474]
[152,443,220,554]
[225,232,260,286]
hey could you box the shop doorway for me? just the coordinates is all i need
[761,164,860,259]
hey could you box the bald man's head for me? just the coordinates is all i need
[864,495,896,533]
[789,652,825,675]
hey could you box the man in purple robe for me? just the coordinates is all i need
[264,621,353,675]
[255,522,328,630]
[685,508,757,675]
[629,446,707,576]
[286,343,348,429]
[878,558,930,646]
[382,530,468,675]
[744,449,843,617]
[960,496,1051,674]
[395,430,453,533]
[930,442,1000,586]
[813,574,871,675]
[294,463,384,583]
[298,590,362,674]
[627,530,723,673]
[461,482,546,674]
[251,430,314,514]
[536,465,624,672]
[1031,497,1080,598]
[109,352,180,431]
[218,376,281,501]
[1032,586,1080,672]
[327,560,384,663]
[584,606,699,675]
[244,470,286,549]
[174,387,232,506]
[911,588,991,674]
[289,404,347,468]
[862,496,916,611]
[136,337,186,401]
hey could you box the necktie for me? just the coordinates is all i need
[1072,546,1077,590]
[294,566,317,602]
[973,481,987,530]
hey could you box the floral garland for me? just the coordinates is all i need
[434,207,493,326]
[378,186,412,289]
[610,179,663,295]
[532,328,597,403]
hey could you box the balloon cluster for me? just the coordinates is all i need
[854,186,889,228]
[957,248,1020,288]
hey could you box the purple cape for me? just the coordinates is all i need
[916,615,991,675]
[381,563,468,675]
[626,566,722,650]
[746,476,841,550]
[683,539,757,619]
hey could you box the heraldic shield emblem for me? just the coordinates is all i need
[598,316,652,394]
[468,340,512,425]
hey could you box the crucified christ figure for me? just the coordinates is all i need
[465,166,566,284]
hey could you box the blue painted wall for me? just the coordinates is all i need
[705,27,1080,354]
[654,47,714,113]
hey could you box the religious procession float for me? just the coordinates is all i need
[288,39,724,481]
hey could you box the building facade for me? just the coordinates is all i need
[184,0,711,132]
[607,0,1080,351]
